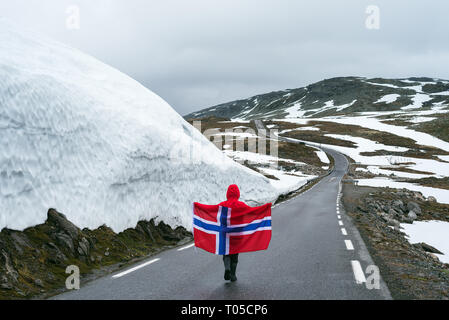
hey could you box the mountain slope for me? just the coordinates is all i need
[185,76,449,121]
[0,20,279,233]
[185,76,449,205]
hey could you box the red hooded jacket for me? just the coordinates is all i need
[218,184,251,209]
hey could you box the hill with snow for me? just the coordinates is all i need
[0,20,280,232]
[185,76,449,121]
[186,76,449,205]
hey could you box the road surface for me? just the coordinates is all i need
[54,123,391,300]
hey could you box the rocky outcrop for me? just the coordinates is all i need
[363,194,424,227]
[414,242,444,255]
[342,184,449,300]
[0,209,191,300]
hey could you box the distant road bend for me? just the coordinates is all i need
[55,121,391,300]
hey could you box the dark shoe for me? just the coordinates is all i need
[224,270,231,281]
[230,262,237,282]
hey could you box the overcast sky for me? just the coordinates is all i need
[1,0,449,115]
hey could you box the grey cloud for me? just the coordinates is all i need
[1,0,449,115]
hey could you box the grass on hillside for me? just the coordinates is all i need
[185,116,328,172]
[270,120,449,160]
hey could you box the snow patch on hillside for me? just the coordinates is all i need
[356,179,449,204]
[321,117,449,152]
[402,93,432,110]
[375,94,400,104]
[314,149,330,166]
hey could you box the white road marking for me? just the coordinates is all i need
[112,258,160,279]
[177,243,195,251]
[338,220,344,226]
[345,240,354,250]
[351,260,367,284]
[341,228,347,235]
[337,215,341,219]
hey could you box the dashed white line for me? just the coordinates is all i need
[351,260,367,284]
[338,220,344,226]
[344,239,354,250]
[177,243,195,251]
[341,228,347,236]
[112,258,160,279]
[337,215,341,219]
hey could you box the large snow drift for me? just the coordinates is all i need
[0,20,278,232]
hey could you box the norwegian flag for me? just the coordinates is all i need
[192,202,272,255]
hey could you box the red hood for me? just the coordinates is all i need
[226,184,240,201]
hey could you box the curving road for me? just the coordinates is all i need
[54,135,391,300]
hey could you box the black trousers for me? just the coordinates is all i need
[223,254,239,271]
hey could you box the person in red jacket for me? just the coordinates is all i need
[218,184,250,282]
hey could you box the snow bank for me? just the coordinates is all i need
[0,20,279,232]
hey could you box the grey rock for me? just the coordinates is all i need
[407,201,422,215]
[402,217,414,224]
[34,278,44,287]
[413,192,425,201]
[427,253,440,261]
[427,196,437,203]
[420,242,444,254]
[408,210,417,220]
[45,242,68,263]
[16,290,26,297]
[0,283,12,290]
[10,232,32,255]
[77,237,90,256]
[10,232,32,248]
[47,272,56,281]
[388,208,398,216]
[47,208,80,239]
[1,250,18,282]
[54,232,74,253]
[385,217,400,227]
[392,200,405,213]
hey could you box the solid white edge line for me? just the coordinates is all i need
[177,243,195,251]
[112,258,160,279]
[351,260,367,284]
[345,239,354,250]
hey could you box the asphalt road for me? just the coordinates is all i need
[54,133,391,300]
